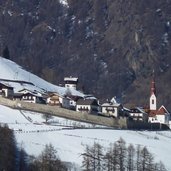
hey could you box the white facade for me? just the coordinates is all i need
[21,92,44,104]
[76,104,99,113]
[148,116,158,123]
[76,104,91,112]
[101,103,120,118]
[0,83,14,98]
[64,77,78,90]
[47,94,63,106]
[129,108,148,122]
[76,99,99,113]
[156,115,166,124]
[148,106,170,125]
[0,88,13,98]
[149,115,169,125]
[22,95,37,103]
[169,121,171,129]
[150,93,157,110]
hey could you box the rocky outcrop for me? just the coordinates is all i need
[0,0,171,108]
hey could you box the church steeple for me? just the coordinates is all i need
[151,75,156,95]
[150,72,157,110]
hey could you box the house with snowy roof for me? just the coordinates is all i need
[101,97,123,118]
[128,107,148,122]
[147,75,170,126]
[148,106,170,125]
[61,94,82,110]
[47,92,63,106]
[18,88,43,96]
[64,76,78,90]
[76,99,99,114]
[21,92,45,104]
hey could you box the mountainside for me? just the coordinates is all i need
[0,0,171,108]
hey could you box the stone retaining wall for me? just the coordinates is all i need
[0,97,127,128]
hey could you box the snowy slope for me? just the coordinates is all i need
[0,56,84,96]
[0,105,171,170]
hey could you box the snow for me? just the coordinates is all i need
[0,56,84,97]
[0,104,171,170]
[59,0,69,8]
[0,56,171,170]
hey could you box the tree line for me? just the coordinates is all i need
[81,138,167,171]
[0,124,67,171]
[0,124,168,171]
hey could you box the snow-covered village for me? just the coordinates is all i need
[0,56,171,171]
[1,1,171,170]
[0,56,171,130]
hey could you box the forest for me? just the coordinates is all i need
[0,124,168,171]
[0,124,67,171]
[81,138,167,171]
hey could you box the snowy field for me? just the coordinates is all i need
[0,105,171,170]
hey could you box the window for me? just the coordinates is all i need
[152,99,154,104]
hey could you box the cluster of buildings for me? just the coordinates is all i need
[0,76,171,129]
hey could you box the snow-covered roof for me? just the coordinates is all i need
[101,102,121,107]
[0,81,13,89]
[64,77,78,82]
[77,99,98,106]
[0,56,84,97]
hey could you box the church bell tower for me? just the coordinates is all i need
[149,74,157,110]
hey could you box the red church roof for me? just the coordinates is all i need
[149,110,157,117]
[148,105,169,117]
[156,106,169,115]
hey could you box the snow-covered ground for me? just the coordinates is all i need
[0,56,84,97]
[0,56,171,170]
[0,105,171,170]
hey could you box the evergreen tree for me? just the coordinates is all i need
[33,144,67,171]
[82,145,92,171]
[127,144,135,171]
[82,138,168,171]
[82,142,103,171]
[0,124,17,171]
[117,138,127,171]
[18,147,28,171]
[2,46,10,59]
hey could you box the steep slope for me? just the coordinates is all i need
[0,56,84,96]
[0,0,171,108]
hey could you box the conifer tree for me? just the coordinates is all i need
[2,46,10,59]
[127,144,135,171]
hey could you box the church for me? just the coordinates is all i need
[148,75,170,127]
